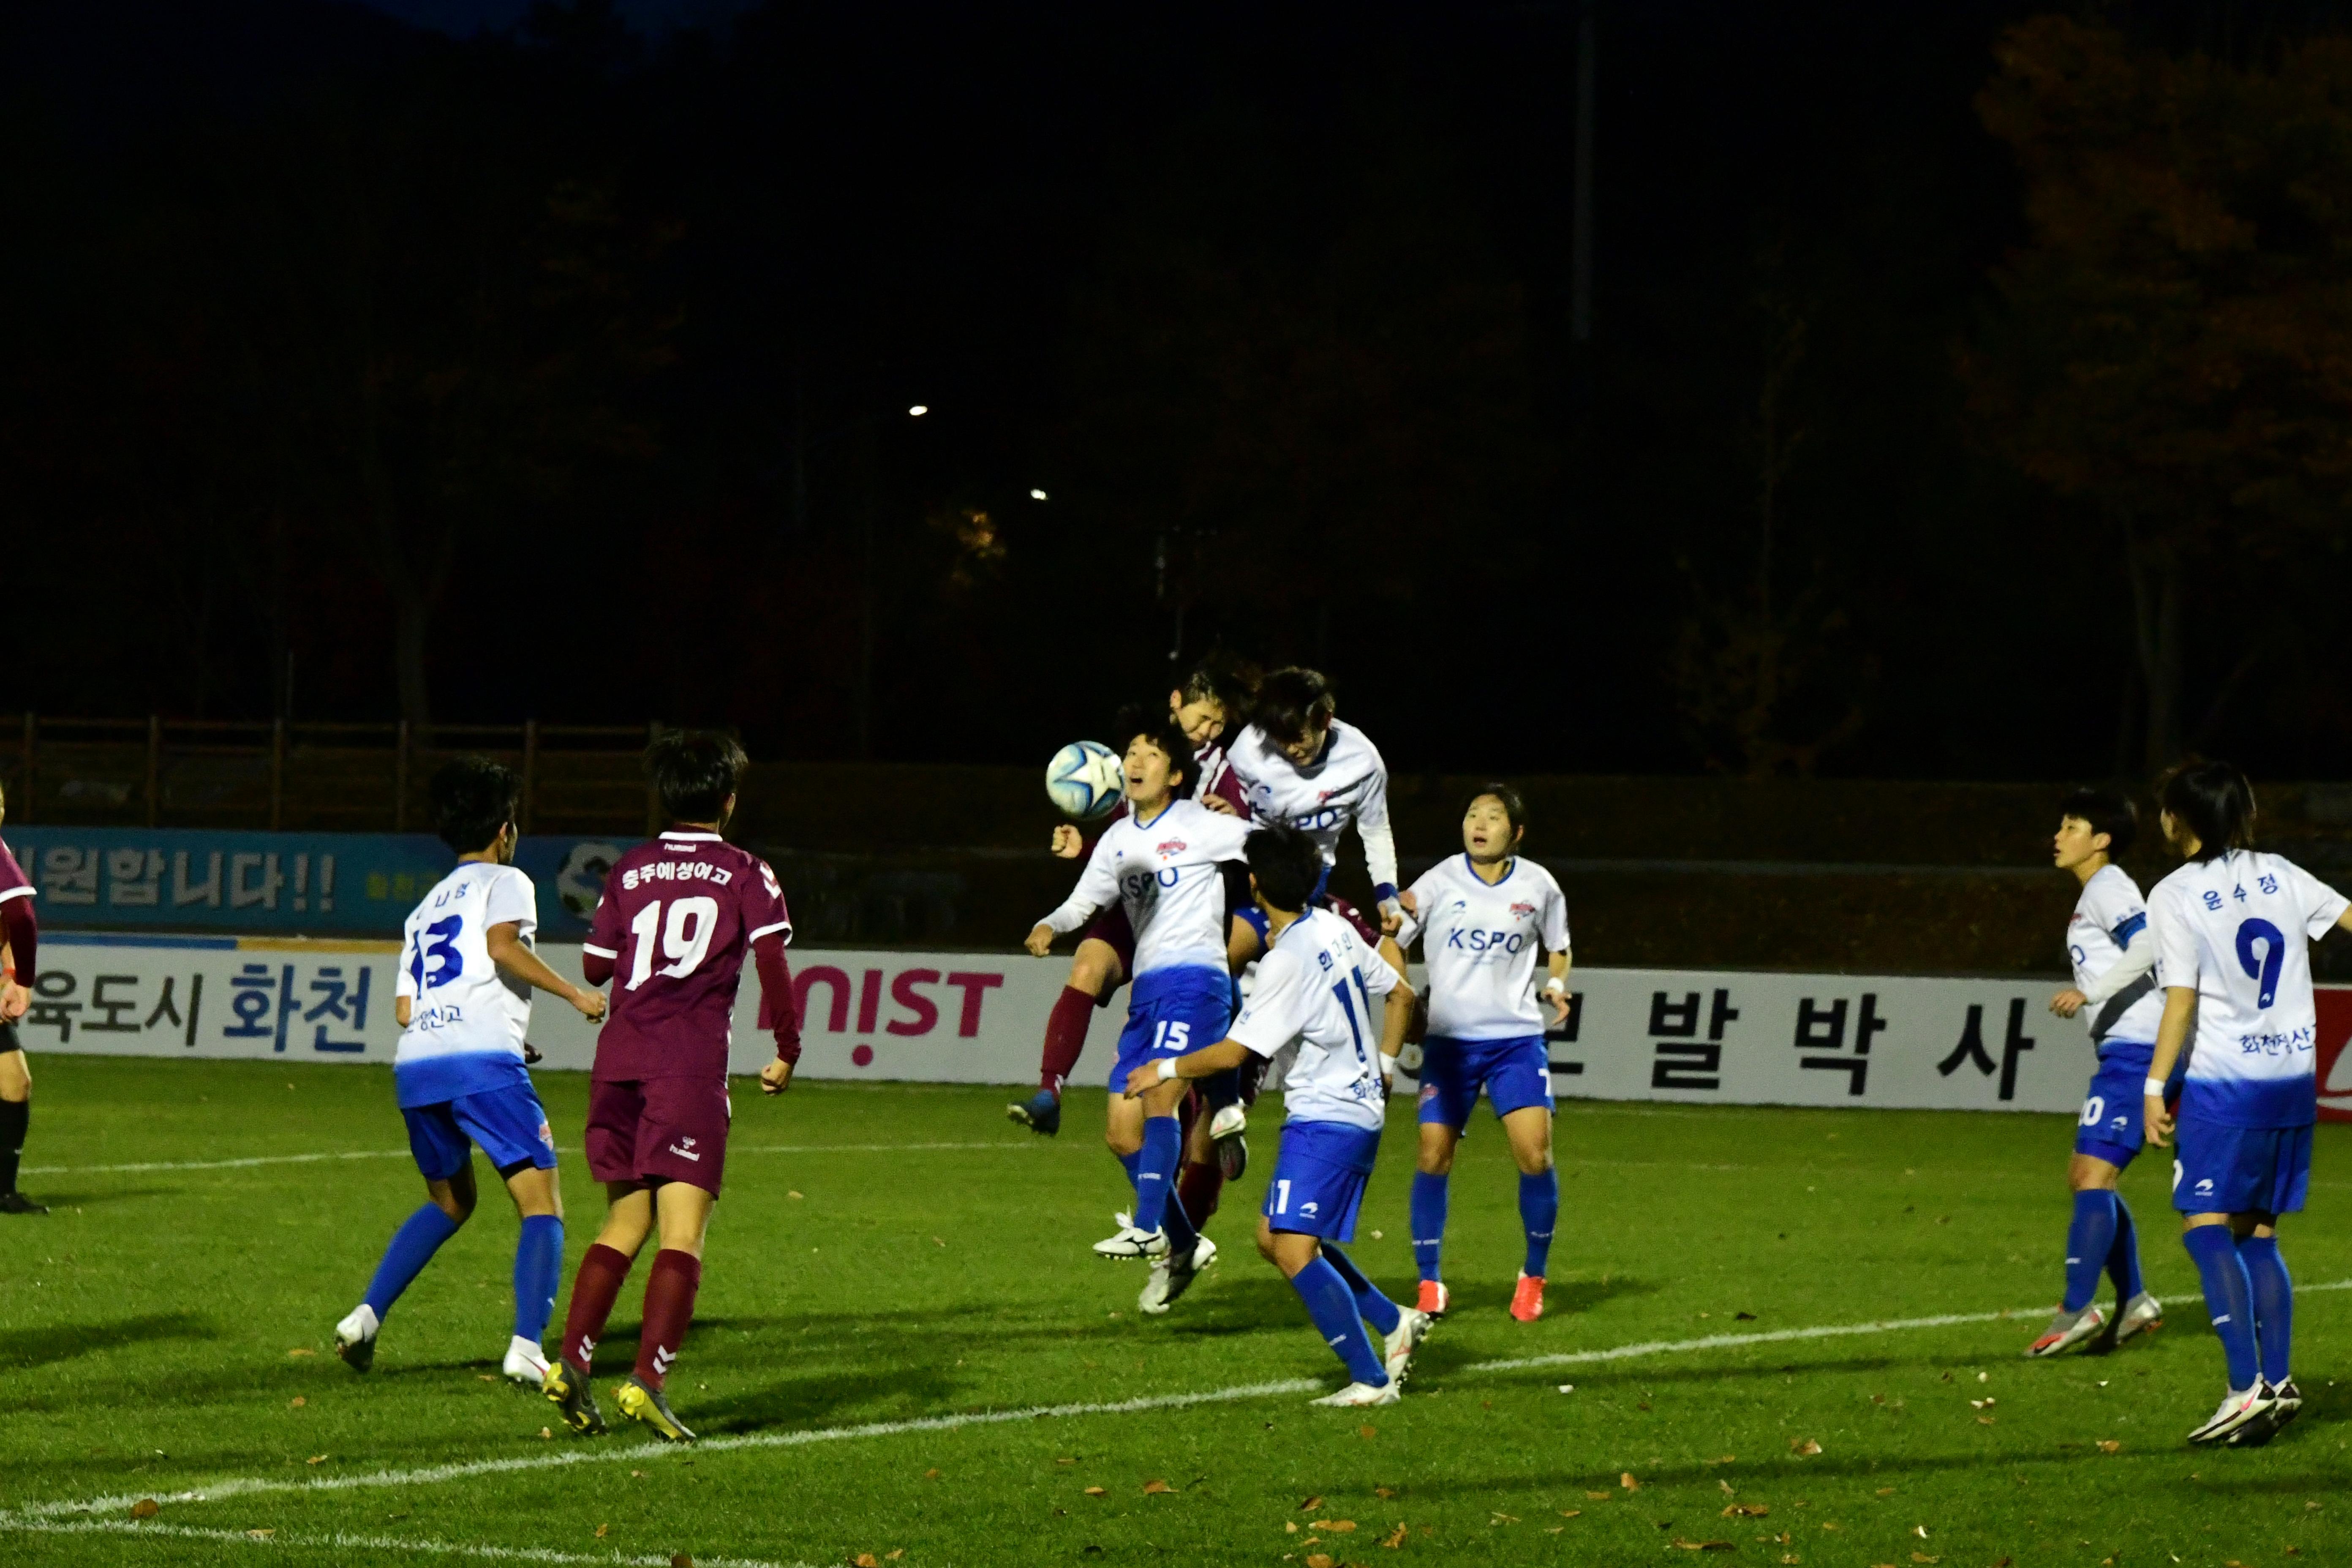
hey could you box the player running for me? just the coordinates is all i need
[2027,787,2167,1358]
[334,758,607,1381]
[0,780,44,1215]
[1127,824,1428,1406]
[545,732,801,1444]
[1391,784,1571,1322]
[1010,654,1258,1139]
[1026,709,1249,1312]
[2142,761,2352,1446]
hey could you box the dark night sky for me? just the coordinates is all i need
[5,1,2348,781]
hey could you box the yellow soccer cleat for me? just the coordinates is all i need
[614,1374,697,1443]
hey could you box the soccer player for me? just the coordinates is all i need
[2026,787,2167,1358]
[0,780,44,1215]
[2142,760,2352,1446]
[1391,784,1571,1322]
[1127,824,1428,1406]
[1026,708,1249,1311]
[544,732,801,1445]
[1010,655,1258,1139]
[334,758,607,1380]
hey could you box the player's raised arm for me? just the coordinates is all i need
[1027,830,1119,956]
[1356,747,1402,927]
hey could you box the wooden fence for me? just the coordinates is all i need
[4,716,663,836]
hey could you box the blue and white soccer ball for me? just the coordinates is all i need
[1045,740,1124,820]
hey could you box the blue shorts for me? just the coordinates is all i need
[2172,1116,2312,1217]
[2074,1044,2167,1167]
[1111,972,1233,1090]
[403,1083,558,1182]
[1263,1120,1381,1242]
[1416,1034,1554,1128]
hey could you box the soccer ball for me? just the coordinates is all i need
[1045,740,1123,820]
[556,841,630,922]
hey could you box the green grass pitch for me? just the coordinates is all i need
[2,1056,2348,1567]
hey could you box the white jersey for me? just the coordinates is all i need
[2150,849,2347,1128]
[2067,863,2165,1049]
[1225,719,1399,899]
[1041,798,1251,981]
[1402,854,1571,1040]
[1228,907,1399,1132]
[392,861,539,1108]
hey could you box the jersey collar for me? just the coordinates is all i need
[660,830,723,842]
[1463,852,1516,887]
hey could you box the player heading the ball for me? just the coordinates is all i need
[2026,787,2167,1359]
[1028,707,1248,1309]
[2143,761,2352,1447]
[335,757,607,1384]
[544,732,802,1445]
[1126,824,1428,1406]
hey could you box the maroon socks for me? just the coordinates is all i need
[560,1242,633,1372]
[634,1249,702,1389]
[1039,985,1095,1095]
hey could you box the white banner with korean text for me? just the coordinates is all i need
[22,935,2139,1116]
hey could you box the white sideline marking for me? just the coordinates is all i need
[1463,1279,2352,1375]
[22,1141,1034,1178]
[0,1518,797,1568]
[9,1378,1323,1521]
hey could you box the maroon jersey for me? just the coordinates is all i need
[583,830,792,1082]
[0,836,34,982]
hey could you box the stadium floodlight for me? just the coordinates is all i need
[1030,488,1048,501]
[907,404,928,417]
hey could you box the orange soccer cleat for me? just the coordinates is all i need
[1509,1272,1545,1323]
[1416,1279,1450,1316]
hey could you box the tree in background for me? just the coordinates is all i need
[1964,14,2352,773]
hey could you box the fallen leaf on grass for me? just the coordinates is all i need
[1142,1479,1173,1495]
[1300,1497,1324,1511]
[305,1455,327,1466]
[1621,1473,1641,1490]
[286,1348,315,1358]
[1781,1557,1800,1565]
[1789,1439,1821,1456]
[1360,1425,1378,1440]
[1560,1510,1582,1519]
[1375,1487,1395,1499]
[1719,1481,1735,1496]
[854,1555,878,1568]
[888,1553,904,1562]
[2096,1440,2121,1454]
[1382,1522,1407,1549]
[1585,1491,1612,1501]
[130,1500,160,1520]
[1670,1539,1735,1552]
[1723,1504,1769,1518]
[539,1427,553,1440]
[1976,1416,1995,1426]
[289,1397,306,1408]
[1083,1487,1105,1497]
[923,1469,941,1480]
[1969,1399,1994,1410]
[1307,1556,1334,1568]
[1485,1515,1514,1526]
[1876,1487,1895,1497]
[477,1375,498,1383]
[1325,1520,1357,1532]
[787,1190,803,1199]
[1913,1527,1930,1540]
[246,1529,275,1540]
[595,1525,607,1539]
[671,1556,694,1568]
[1912,1556,1939,1564]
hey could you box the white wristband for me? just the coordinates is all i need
[1543,977,1568,996]
[2143,1076,2168,1098]
[1379,1053,1399,1079]
[1156,1056,1182,1083]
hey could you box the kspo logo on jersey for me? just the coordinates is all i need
[1446,927,1530,954]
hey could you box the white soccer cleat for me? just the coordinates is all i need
[2187,1384,2274,1446]
[334,1304,379,1373]
[1309,1379,1402,1408]
[1092,1212,1169,1260]
[1138,1235,1217,1316]
[503,1336,551,1386]
[2023,1302,2107,1358]
[2114,1291,2164,1345]
[1383,1306,1433,1385]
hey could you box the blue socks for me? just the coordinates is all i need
[2183,1224,2260,1390]
[363,1203,463,1320]
[2106,1195,2143,1301]
[1289,1256,1389,1386]
[2063,1190,2118,1312]
[1321,1244,1402,1336]
[513,1214,564,1343]
[1132,1116,1181,1234]
[1520,1168,1559,1278]
[1410,1171,1448,1282]
[2238,1234,2293,1385]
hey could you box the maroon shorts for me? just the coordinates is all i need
[1081,904,1137,1010]
[586,1077,732,1197]
[1319,894,1383,949]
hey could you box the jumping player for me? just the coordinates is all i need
[2143,761,2352,1446]
[545,732,800,1444]
[335,758,607,1381]
[1026,709,1250,1311]
[1010,654,1258,1138]
[2027,788,2166,1357]
[1128,824,1427,1406]
[1392,784,1571,1322]
[0,780,43,1214]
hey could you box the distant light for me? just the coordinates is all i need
[1029,488,1049,501]
[907,405,928,417]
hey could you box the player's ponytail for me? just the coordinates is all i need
[2158,759,2256,863]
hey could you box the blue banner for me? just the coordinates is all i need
[3,828,639,939]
